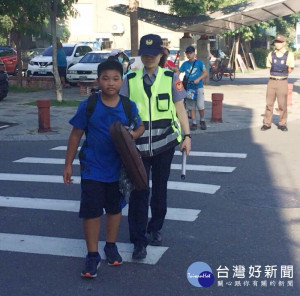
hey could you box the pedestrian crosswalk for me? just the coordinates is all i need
[0,145,247,265]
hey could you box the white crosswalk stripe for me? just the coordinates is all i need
[0,196,200,222]
[14,157,236,173]
[51,146,248,159]
[0,233,167,265]
[0,173,220,194]
[0,145,247,265]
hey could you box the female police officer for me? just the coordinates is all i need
[120,34,191,259]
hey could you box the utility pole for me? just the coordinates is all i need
[129,0,139,56]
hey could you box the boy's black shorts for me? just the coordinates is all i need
[79,179,122,219]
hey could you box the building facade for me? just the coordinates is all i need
[67,0,183,50]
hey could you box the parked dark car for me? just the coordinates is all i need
[0,46,18,75]
[0,62,9,101]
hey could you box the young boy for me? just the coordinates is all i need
[178,46,208,131]
[63,60,144,278]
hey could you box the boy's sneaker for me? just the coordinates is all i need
[104,244,123,266]
[200,121,207,130]
[81,254,101,278]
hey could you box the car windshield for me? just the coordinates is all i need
[43,46,75,56]
[0,48,13,57]
[82,42,101,50]
[79,52,110,63]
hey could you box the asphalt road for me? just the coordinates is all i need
[0,119,299,296]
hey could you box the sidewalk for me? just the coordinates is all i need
[0,62,299,141]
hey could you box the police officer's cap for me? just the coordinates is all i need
[138,34,164,56]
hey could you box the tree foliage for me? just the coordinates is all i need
[169,0,246,16]
[223,13,300,46]
[0,0,77,97]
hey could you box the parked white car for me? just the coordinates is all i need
[67,50,130,84]
[66,51,111,84]
[27,43,92,76]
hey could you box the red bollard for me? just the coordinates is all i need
[211,93,223,122]
[37,99,51,133]
[287,83,293,107]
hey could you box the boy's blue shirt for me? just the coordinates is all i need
[179,59,206,89]
[69,93,141,182]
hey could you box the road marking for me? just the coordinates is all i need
[14,157,236,173]
[0,196,201,222]
[0,125,9,129]
[0,233,167,265]
[0,173,220,194]
[51,146,247,158]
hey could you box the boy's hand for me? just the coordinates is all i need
[129,129,139,140]
[63,164,73,185]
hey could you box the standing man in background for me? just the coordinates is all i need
[261,34,294,132]
[57,41,70,88]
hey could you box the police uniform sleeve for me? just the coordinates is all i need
[172,72,187,103]
[119,75,129,97]
[266,52,272,68]
[286,51,295,68]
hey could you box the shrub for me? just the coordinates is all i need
[293,49,300,60]
[252,48,269,68]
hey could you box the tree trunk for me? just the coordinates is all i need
[50,0,63,102]
[129,0,139,57]
[11,30,22,87]
[243,40,251,69]
[234,34,240,71]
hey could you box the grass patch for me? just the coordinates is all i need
[25,99,81,107]
[51,100,81,107]
[9,86,44,93]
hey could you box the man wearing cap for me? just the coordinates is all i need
[261,34,294,132]
[177,45,208,131]
[119,34,191,260]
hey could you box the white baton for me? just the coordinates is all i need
[181,149,186,180]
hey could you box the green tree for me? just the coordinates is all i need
[0,0,49,85]
[45,0,77,102]
[169,0,246,16]
[0,15,12,45]
[0,0,77,100]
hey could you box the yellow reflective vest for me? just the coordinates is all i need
[128,67,182,157]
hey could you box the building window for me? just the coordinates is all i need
[161,38,170,47]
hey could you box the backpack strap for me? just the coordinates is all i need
[85,92,98,135]
[85,92,138,133]
[120,94,139,132]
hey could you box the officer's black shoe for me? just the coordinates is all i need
[278,125,288,131]
[261,125,271,131]
[148,231,162,246]
[132,245,147,260]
